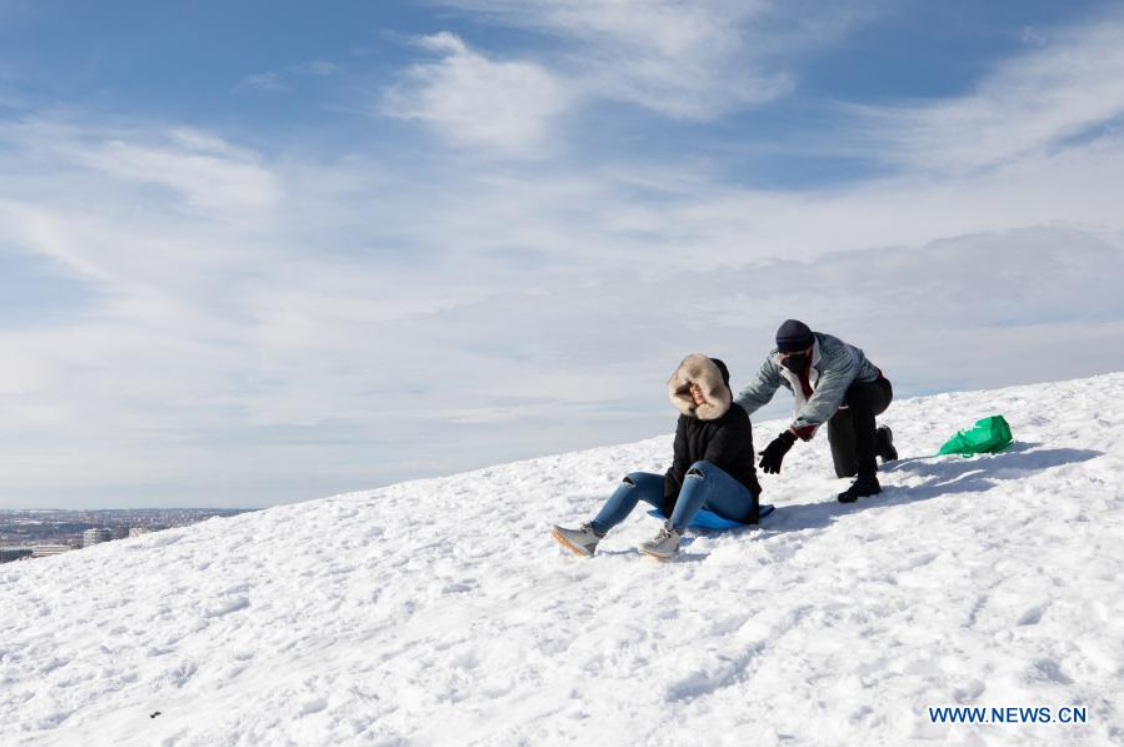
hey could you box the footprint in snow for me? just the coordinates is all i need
[299,698,328,716]
[1017,604,1047,626]
[204,596,250,618]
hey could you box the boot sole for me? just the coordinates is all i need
[838,489,881,504]
[551,530,593,557]
[637,546,676,561]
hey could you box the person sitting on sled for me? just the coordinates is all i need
[552,354,762,560]
[735,319,897,503]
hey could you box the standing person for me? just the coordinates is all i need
[735,320,897,503]
[552,354,762,560]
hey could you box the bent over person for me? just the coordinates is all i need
[552,354,762,560]
[735,320,897,503]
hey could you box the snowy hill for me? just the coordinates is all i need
[3,374,1123,746]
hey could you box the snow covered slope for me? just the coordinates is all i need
[3,374,1123,746]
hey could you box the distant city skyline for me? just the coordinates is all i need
[3,1,1124,508]
[0,507,256,558]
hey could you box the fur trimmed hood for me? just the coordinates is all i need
[667,354,732,420]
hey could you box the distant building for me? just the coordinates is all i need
[113,526,130,540]
[128,527,151,538]
[0,547,33,563]
[31,544,73,558]
[82,528,114,548]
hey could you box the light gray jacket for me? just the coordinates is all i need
[734,332,881,439]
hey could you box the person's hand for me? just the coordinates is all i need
[759,430,797,474]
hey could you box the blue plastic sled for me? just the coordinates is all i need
[647,504,775,530]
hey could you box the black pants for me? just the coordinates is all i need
[827,377,893,478]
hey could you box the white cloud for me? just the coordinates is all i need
[425,0,871,120]
[1019,26,1047,46]
[236,71,289,93]
[69,128,283,217]
[853,19,1124,174]
[380,2,881,154]
[383,32,574,157]
[235,61,341,94]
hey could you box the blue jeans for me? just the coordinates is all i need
[591,461,755,534]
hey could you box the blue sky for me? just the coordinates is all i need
[3,0,1124,508]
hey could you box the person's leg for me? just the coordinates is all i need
[837,379,894,503]
[847,378,894,474]
[668,461,755,532]
[870,377,892,416]
[590,472,665,535]
[871,378,896,460]
[827,407,858,478]
[846,383,881,477]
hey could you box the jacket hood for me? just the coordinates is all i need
[667,354,732,420]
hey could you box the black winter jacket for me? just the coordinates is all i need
[663,402,761,519]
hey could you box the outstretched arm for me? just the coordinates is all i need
[791,356,859,437]
[734,356,781,416]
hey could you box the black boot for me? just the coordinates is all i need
[876,425,898,463]
[838,473,881,503]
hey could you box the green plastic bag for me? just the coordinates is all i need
[938,415,1013,457]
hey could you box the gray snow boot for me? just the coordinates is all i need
[551,522,604,557]
[638,522,682,560]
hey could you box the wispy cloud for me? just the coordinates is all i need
[852,18,1124,174]
[380,1,878,157]
[424,0,872,120]
[382,32,574,157]
[236,71,289,93]
[76,129,282,217]
[235,61,342,94]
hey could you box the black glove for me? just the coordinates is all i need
[759,430,797,474]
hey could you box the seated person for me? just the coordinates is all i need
[552,354,762,560]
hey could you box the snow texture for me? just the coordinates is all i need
[3,374,1123,746]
